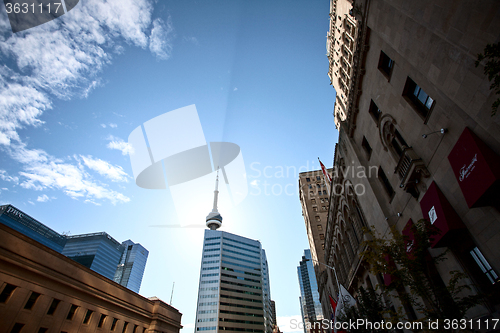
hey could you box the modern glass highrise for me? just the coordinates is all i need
[297,250,324,333]
[114,240,149,293]
[0,204,148,293]
[194,173,272,333]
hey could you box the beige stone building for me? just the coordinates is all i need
[298,169,332,282]
[0,223,183,333]
[317,0,500,325]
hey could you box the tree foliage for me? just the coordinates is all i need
[475,42,500,116]
[359,220,483,331]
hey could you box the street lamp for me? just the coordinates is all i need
[305,258,341,297]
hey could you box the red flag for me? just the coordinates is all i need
[319,158,332,183]
[329,295,337,313]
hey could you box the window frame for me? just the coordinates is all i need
[377,50,394,80]
[402,77,435,123]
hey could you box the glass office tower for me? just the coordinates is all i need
[0,204,67,252]
[114,240,149,293]
[62,232,125,280]
[194,173,271,333]
[297,250,324,333]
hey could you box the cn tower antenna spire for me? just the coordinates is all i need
[206,167,223,230]
[212,168,220,213]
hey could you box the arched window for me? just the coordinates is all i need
[380,117,408,162]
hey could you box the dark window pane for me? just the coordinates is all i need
[66,304,79,320]
[47,299,61,315]
[0,284,17,303]
[10,323,24,333]
[111,318,119,331]
[24,292,41,310]
[83,309,93,324]
[98,314,107,328]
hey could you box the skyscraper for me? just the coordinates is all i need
[0,204,67,252]
[0,204,148,293]
[297,250,323,333]
[194,173,271,333]
[114,240,149,293]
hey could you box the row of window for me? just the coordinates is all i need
[223,248,260,261]
[222,238,260,250]
[222,267,261,277]
[222,254,260,267]
[222,243,260,255]
[221,279,261,290]
[220,287,261,297]
[220,294,262,304]
[221,273,260,284]
[305,176,322,182]
[0,284,144,333]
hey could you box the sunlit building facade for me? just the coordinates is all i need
[297,250,323,333]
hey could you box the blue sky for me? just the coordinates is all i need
[0,1,337,331]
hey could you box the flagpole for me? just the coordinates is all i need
[305,258,341,299]
[318,157,331,196]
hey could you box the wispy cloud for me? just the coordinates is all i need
[36,194,50,202]
[109,123,117,128]
[0,170,19,184]
[106,135,134,155]
[79,155,129,182]
[149,17,174,60]
[0,0,173,204]
[7,144,130,205]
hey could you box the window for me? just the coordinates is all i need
[122,322,129,333]
[316,176,321,181]
[313,207,318,212]
[0,284,17,303]
[320,198,325,203]
[471,247,499,284]
[24,292,41,310]
[322,206,327,211]
[315,216,321,222]
[83,310,93,324]
[66,304,79,320]
[320,234,325,240]
[361,136,372,159]
[378,51,394,79]
[368,100,381,123]
[133,324,139,333]
[38,329,48,333]
[111,318,119,331]
[98,314,107,328]
[317,184,321,188]
[403,77,435,121]
[378,167,394,199]
[323,190,327,195]
[306,177,310,182]
[47,299,61,315]
[311,199,316,204]
[317,225,323,231]
[10,323,24,333]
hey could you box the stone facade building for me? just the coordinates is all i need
[317,0,500,325]
[0,223,182,333]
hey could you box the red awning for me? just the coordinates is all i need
[419,181,465,248]
[448,127,500,208]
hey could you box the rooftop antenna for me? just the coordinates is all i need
[170,281,175,305]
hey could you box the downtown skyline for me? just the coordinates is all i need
[0,1,336,332]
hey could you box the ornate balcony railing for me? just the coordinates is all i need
[394,146,430,198]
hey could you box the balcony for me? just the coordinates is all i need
[394,146,430,198]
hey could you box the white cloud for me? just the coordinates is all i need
[149,17,174,60]
[233,87,238,91]
[106,135,134,155]
[109,123,117,128]
[79,155,129,182]
[0,0,173,204]
[0,0,174,147]
[250,180,259,187]
[0,170,19,184]
[37,194,50,202]
[101,124,107,128]
[7,144,130,205]
[277,315,303,333]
